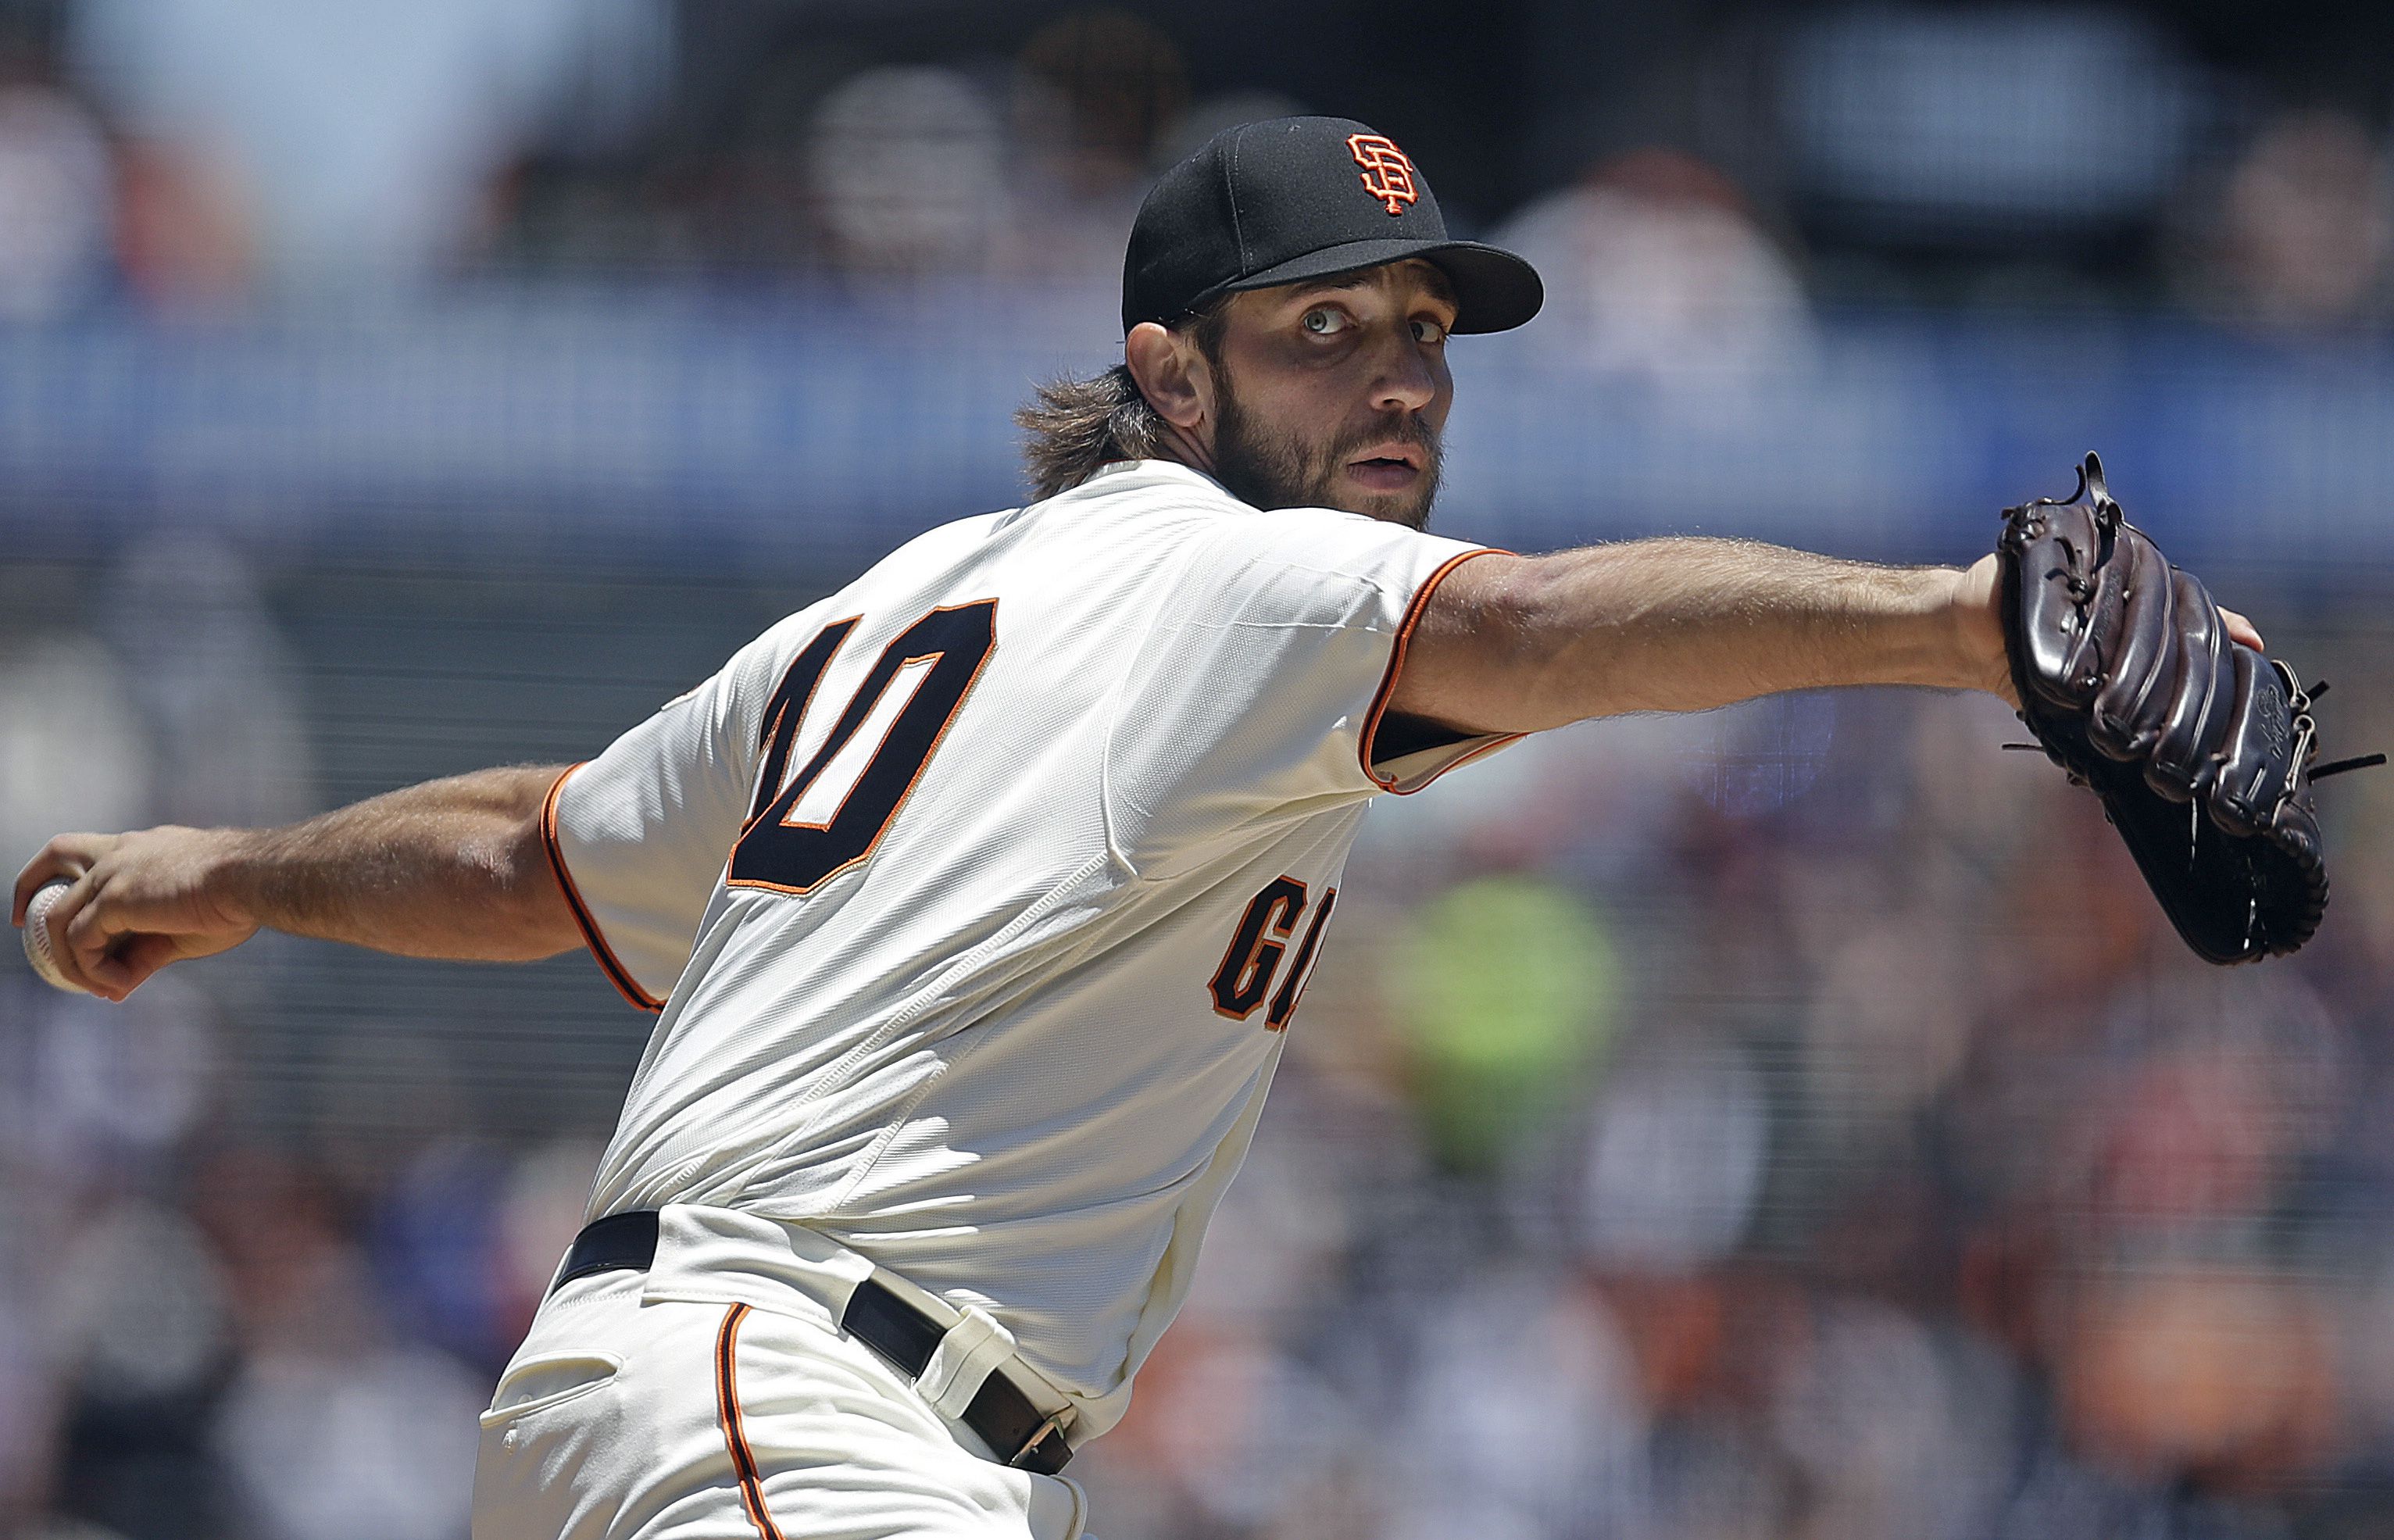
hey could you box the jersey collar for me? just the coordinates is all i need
[1073,458,1234,500]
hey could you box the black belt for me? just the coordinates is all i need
[553,1211,1074,1474]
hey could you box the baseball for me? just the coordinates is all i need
[20,879,86,995]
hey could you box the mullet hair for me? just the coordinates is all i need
[1016,304,1228,501]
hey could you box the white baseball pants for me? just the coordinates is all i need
[471,1266,1091,1540]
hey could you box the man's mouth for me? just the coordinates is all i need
[1344,441,1425,491]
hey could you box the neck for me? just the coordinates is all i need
[1151,417,1215,476]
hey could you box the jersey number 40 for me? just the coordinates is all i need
[730,601,997,895]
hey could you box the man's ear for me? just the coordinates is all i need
[1125,320,1207,431]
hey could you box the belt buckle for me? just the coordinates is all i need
[1008,1408,1071,1470]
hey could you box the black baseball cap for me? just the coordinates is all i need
[1122,116,1543,336]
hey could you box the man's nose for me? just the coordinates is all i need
[1370,334,1438,414]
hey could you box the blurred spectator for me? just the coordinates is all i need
[0,84,113,320]
[99,538,317,833]
[1393,873,1617,1173]
[212,1341,482,1540]
[492,1140,604,1342]
[1012,10,1185,200]
[48,1202,237,1539]
[1674,687,1836,820]
[360,1137,591,1376]
[0,1309,56,1534]
[998,11,1187,291]
[1099,1320,1361,1533]
[111,136,252,313]
[0,631,154,876]
[370,1140,520,1371]
[1388,1268,1646,1540]
[52,1202,230,1409]
[1492,148,1811,391]
[1769,1299,2013,1540]
[807,66,1006,279]
[186,1149,481,1539]
[2059,1268,2338,1488]
[2181,109,2394,331]
[69,0,670,288]
[1576,1039,1768,1274]
[19,975,214,1168]
[1156,90,1308,171]
[1803,921,1974,1134]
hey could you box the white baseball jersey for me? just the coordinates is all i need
[544,458,1513,1438]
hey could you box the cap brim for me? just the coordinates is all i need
[1206,237,1544,334]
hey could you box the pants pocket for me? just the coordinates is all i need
[481,1351,624,1427]
[1030,1470,1089,1540]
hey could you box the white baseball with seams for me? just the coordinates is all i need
[20,878,85,994]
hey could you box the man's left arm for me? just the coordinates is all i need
[1388,540,2263,733]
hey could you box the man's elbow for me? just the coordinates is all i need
[1394,552,1578,735]
[473,813,583,961]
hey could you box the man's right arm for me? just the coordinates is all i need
[11,764,581,1002]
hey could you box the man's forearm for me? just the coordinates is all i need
[1395,540,2009,734]
[15,763,586,1000]
[223,765,580,959]
[1511,538,1997,718]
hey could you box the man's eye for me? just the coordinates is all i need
[1412,316,1450,345]
[1300,308,1349,335]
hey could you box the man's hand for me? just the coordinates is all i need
[13,828,259,1002]
[1951,552,2268,714]
[1949,554,2017,706]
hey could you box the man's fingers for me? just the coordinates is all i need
[42,881,118,1001]
[51,874,123,999]
[102,934,185,996]
[63,878,126,958]
[63,884,151,1002]
[80,954,135,999]
[82,940,160,999]
[2222,607,2265,652]
[11,833,108,927]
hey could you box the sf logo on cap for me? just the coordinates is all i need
[1347,134,1419,216]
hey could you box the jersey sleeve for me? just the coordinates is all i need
[1102,510,1517,875]
[543,624,795,1009]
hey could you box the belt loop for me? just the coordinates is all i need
[916,1305,1021,1420]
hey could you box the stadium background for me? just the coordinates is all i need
[6,2,2394,1537]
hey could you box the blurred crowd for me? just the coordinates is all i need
[0,542,591,1540]
[0,2,2389,348]
[1066,666,2394,1540]
[6,546,2394,1540]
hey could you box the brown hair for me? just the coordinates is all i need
[1016,305,1227,500]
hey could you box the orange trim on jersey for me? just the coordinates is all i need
[541,763,667,1013]
[1359,547,1527,795]
[715,1304,792,1540]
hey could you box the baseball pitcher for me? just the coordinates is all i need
[12,118,2342,1540]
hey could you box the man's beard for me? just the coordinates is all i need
[1209,373,1444,531]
